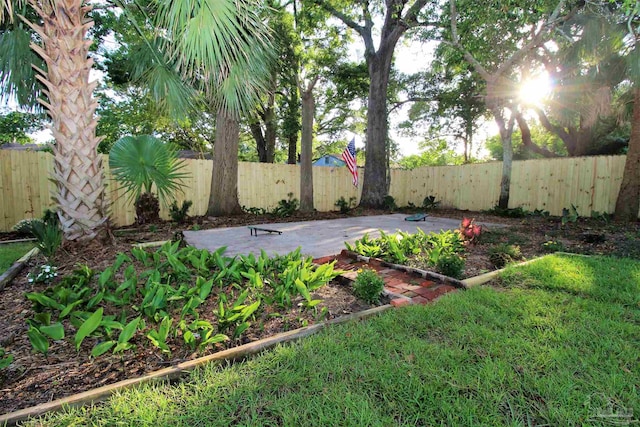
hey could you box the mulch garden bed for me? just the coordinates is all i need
[0,207,638,415]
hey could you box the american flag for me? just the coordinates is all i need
[342,138,358,187]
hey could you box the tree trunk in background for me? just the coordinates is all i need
[490,106,515,209]
[299,88,314,212]
[287,132,297,164]
[614,87,640,221]
[251,91,276,163]
[29,0,107,242]
[207,110,242,216]
[360,49,394,208]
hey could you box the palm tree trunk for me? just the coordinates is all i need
[27,0,106,242]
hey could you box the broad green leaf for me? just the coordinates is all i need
[26,293,64,311]
[118,317,140,344]
[295,279,311,302]
[60,300,83,319]
[39,323,65,340]
[27,327,49,355]
[91,341,115,357]
[74,308,103,351]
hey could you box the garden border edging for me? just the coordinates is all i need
[0,304,392,426]
[0,247,39,292]
[460,253,579,288]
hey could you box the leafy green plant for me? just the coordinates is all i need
[30,220,62,259]
[27,264,58,285]
[147,316,172,354]
[436,254,465,279]
[425,230,465,261]
[561,204,579,225]
[169,200,193,223]
[422,195,440,210]
[590,210,611,223]
[0,347,13,370]
[488,244,524,268]
[109,135,188,224]
[273,193,299,217]
[335,196,357,213]
[215,290,261,339]
[91,316,141,357]
[242,206,268,215]
[353,269,385,304]
[27,326,50,355]
[74,308,103,351]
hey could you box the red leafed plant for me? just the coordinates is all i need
[460,217,482,243]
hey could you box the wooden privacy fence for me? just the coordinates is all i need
[0,150,633,231]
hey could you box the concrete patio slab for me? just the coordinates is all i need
[184,214,495,259]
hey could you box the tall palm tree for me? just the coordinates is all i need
[2,0,107,241]
[0,0,272,240]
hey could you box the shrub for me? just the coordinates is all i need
[383,195,397,211]
[486,206,530,218]
[561,204,579,225]
[169,200,193,223]
[30,220,62,259]
[436,253,465,279]
[422,195,440,210]
[488,243,524,268]
[353,269,385,304]
[335,196,357,213]
[273,193,299,217]
[243,206,268,215]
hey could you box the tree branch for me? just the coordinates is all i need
[449,0,491,80]
[312,0,365,37]
[389,96,434,113]
[494,0,567,77]
[533,106,570,142]
[515,111,559,157]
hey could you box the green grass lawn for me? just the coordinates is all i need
[22,254,640,426]
[0,242,34,275]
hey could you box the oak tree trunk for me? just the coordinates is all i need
[299,89,314,212]
[614,87,640,221]
[28,0,106,242]
[360,50,394,208]
[207,109,242,216]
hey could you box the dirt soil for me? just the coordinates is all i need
[1,208,638,415]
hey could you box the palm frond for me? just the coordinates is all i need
[0,0,27,24]
[0,26,43,108]
[152,0,275,114]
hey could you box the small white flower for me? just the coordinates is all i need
[44,266,51,273]
[28,278,34,283]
